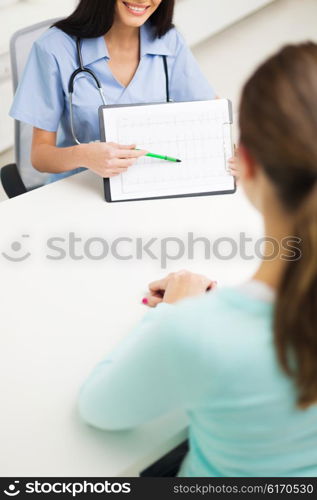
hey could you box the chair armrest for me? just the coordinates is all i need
[0,163,27,198]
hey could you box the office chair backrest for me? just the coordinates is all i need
[10,18,61,190]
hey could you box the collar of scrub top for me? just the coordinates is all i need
[68,23,173,145]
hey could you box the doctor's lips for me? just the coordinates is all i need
[122,1,151,16]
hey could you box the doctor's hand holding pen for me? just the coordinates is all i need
[31,130,146,179]
[78,142,147,178]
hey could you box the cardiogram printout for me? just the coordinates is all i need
[100,99,235,202]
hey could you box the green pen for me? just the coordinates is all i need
[136,149,182,163]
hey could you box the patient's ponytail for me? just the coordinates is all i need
[239,43,317,408]
[275,185,317,408]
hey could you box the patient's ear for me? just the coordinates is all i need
[238,144,257,180]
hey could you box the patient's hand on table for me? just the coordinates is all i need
[143,271,217,307]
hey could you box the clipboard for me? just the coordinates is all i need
[99,99,236,203]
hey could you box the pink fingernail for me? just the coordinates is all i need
[142,298,148,305]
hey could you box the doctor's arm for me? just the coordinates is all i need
[31,128,145,178]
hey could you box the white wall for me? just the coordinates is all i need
[192,0,317,135]
[175,0,275,47]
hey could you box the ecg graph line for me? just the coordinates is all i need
[114,113,232,193]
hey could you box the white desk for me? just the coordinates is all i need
[0,171,262,476]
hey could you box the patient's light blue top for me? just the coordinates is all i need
[79,284,317,477]
[10,23,215,184]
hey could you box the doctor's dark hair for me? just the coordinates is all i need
[53,0,175,39]
[239,42,317,409]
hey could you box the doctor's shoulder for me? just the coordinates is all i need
[31,26,76,62]
[151,24,188,58]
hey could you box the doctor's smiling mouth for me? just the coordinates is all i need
[119,1,159,19]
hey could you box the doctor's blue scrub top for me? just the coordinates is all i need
[10,23,216,184]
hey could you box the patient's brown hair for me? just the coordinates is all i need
[239,43,317,408]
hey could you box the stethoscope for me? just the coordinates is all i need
[68,37,171,145]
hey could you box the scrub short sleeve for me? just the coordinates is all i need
[170,31,216,102]
[9,39,64,132]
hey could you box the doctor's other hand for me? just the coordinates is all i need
[228,146,239,180]
[228,156,239,179]
[81,142,146,178]
[144,270,217,307]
